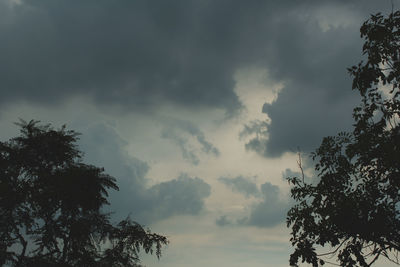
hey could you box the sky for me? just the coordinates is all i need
[0,0,399,266]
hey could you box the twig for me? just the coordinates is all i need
[297,151,305,185]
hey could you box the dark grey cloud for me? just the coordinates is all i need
[78,123,211,224]
[241,182,291,228]
[218,176,259,198]
[242,19,364,157]
[145,174,211,221]
[216,177,291,228]
[161,118,219,165]
[0,0,389,118]
[235,1,394,157]
[0,0,247,114]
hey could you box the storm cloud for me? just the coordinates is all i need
[241,18,363,157]
[0,0,250,114]
[237,1,391,157]
[0,0,387,120]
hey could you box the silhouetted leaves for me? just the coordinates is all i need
[287,10,400,267]
[0,120,168,266]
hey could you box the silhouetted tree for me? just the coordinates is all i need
[287,10,400,267]
[0,120,168,266]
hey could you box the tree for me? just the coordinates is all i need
[287,10,400,267]
[0,120,168,266]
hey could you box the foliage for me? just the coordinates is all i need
[0,120,168,266]
[287,10,400,267]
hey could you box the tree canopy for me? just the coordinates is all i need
[0,120,168,266]
[287,10,400,267]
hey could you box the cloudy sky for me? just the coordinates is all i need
[1,0,398,266]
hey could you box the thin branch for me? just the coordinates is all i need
[317,239,348,257]
[382,249,400,265]
[297,151,305,185]
[367,250,381,266]
[322,259,342,266]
